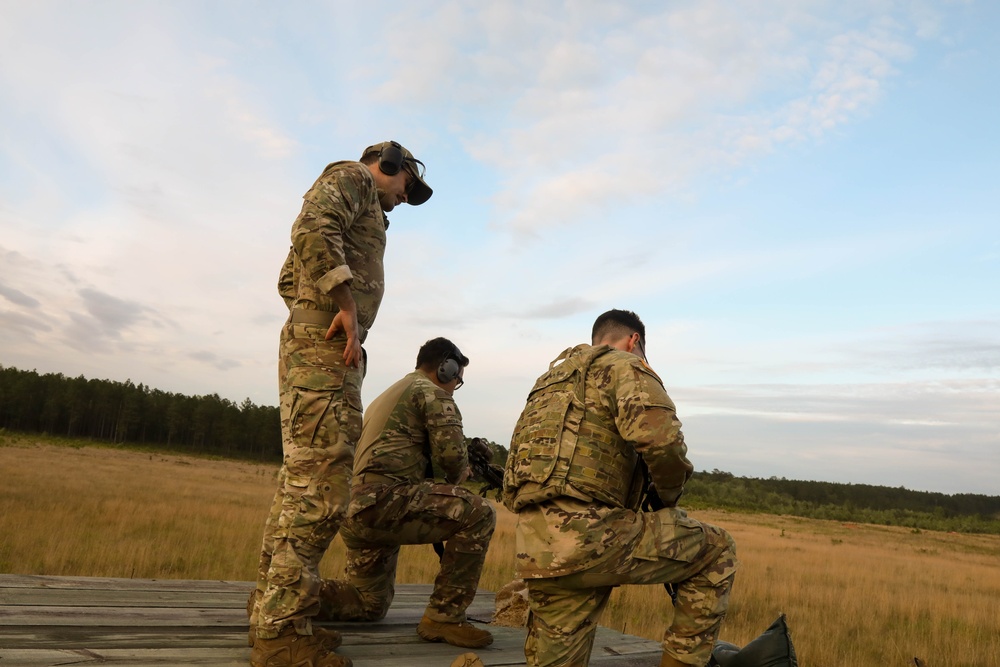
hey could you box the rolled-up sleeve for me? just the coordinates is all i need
[291,163,371,295]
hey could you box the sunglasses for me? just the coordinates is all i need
[402,159,425,194]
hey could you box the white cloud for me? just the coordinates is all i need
[0,2,306,404]
[368,1,929,238]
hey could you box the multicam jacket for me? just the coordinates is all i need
[351,372,468,489]
[503,344,694,578]
[278,161,387,337]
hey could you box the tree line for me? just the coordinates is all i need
[2,364,996,533]
[0,365,507,464]
[0,365,281,460]
[682,469,1000,534]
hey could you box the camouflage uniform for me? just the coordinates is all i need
[319,371,496,624]
[254,161,388,639]
[503,344,738,667]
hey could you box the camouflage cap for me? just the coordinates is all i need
[361,140,433,206]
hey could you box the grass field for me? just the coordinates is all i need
[1,435,997,666]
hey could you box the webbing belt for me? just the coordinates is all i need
[288,309,368,343]
[289,309,335,327]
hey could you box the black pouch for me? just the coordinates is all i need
[710,614,797,667]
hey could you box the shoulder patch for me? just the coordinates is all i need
[637,358,664,384]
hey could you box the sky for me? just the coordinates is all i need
[1,1,997,496]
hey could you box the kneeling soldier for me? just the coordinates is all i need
[504,309,738,667]
[318,337,496,649]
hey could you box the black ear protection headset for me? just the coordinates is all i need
[436,344,464,384]
[377,141,426,181]
[377,141,406,176]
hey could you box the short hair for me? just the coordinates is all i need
[415,337,469,370]
[359,152,379,166]
[591,309,646,347]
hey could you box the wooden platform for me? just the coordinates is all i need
[0,574,663,666]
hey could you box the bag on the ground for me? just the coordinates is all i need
[709,614,797,667]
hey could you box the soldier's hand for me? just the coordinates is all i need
[327,310,363,368]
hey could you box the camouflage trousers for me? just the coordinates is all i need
[524,509,737,667]
[320,481,496,623]
[253,324,365,639]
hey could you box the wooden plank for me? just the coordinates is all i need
[0,624,526,652]
[0,574,663,667]
[0,626,660,666]
[0,626,249,649]
[0,605,243,627]
[0,649,526,667]
[0,586,495,613]
[0,608,496,632]
[0,588,252,608]
[0,574,252,592]
[0,647,249,666]
[0,642,660,667]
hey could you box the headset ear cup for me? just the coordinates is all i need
[437,358,460,384]
[379,142,404,175]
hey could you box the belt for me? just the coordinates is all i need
[289,309,368,343]
[289,309,335,327]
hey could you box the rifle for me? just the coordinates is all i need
[431,437,504,561]
[467,437,504,499]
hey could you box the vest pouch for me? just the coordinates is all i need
[505,345,616,511]
[507,367,578,496]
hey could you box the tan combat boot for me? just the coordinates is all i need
[659,652,690,667]
[416,614,493,649]
[247,589,341,651]
[250,625,352,667]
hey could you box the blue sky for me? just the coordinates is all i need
[1,1,997,495]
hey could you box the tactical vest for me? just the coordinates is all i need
[503,344,640,512]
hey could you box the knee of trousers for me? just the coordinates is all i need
[448,507,497,554]
[359,592,392,621]
[700,527,738,586]
[274,475,349,549]
[446,516,496,558]
[274,514,345,554]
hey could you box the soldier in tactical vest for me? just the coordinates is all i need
[503,309,738,667]
[249,141,433,667]
[317,337,496,649]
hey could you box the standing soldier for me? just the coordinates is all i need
[250,141,432,667]
[503,309,738,667]
[318,337,495,649]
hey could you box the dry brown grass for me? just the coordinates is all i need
[2,437,997,666]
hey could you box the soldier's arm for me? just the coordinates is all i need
[425,389,468,484]
[291,164,374,366]
[615,362,693,507]
[324,284,362,367]
[277,247,296,310]
[291,166,366,292]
